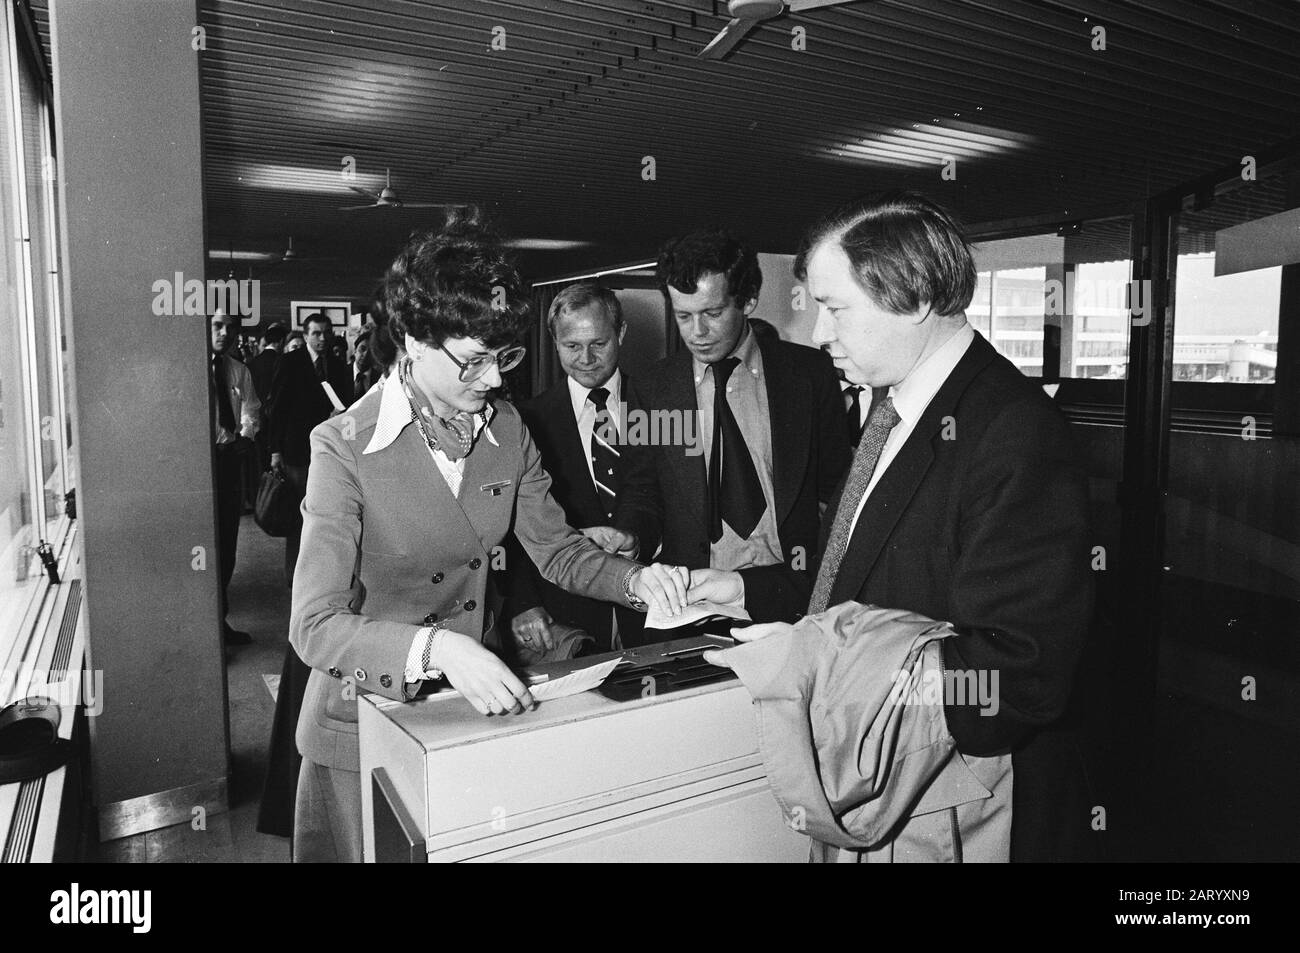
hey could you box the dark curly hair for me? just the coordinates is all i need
[383,207,531,350]
[656,226,762,308]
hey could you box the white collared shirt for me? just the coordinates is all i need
[567,368,623,491]
[212,353,261,445]
[845,322,975,538]
[361,368,498,498]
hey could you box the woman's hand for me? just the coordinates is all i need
[433,631,535,716]
[511,606,555,652]
[632,563,690,617]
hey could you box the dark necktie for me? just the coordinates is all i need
[212,353,237,434]
[588,386,621,520]
[707,357,765,543]
[844,385,864,447]
[808,395,901,613]
[313,353,326,381]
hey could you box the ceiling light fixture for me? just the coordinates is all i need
[827,120,1034,168]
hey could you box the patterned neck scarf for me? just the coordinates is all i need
[398,357,486,462]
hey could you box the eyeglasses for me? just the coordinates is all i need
[439,342,526,382]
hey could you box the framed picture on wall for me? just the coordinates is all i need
[290,300,352,329]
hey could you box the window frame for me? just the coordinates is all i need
[0,0,71,681]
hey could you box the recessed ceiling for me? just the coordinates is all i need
[28,0,1300,315]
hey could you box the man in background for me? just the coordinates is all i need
[209,310,261,647]
[266,312,352,584]
[504,282,660,654]
[640,227,849,623]
[349,328,374,404]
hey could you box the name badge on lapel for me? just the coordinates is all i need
[480,480,511,497]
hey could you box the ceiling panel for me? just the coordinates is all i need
[25,0,1300,318]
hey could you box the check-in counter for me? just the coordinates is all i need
[358,636,808,862]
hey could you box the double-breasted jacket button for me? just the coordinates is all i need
[327,667,342,679]
[379,674,392,689]
[468,557,482,570]
[464,600,477,611]
[354,668,368,682]
[431,572,444,584]
[423,612,438,625]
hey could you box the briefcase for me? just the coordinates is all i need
[254,469,300,538]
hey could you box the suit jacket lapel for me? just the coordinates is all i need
[664,351,707,525]
[549,381,604,517]
[827,334,998,605]
[758,333,809,528]
[459,411,517,554]
[390,418,486,556]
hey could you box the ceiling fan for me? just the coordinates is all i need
[340,168,460,211]
[273,235,334,264]
[697,0,865,60]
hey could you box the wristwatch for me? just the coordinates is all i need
[622,565,647,610]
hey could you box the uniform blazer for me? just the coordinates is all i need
[266,346,354,467]
[503,373,660,647]
[290,381,640,772]
[822,331,1094,862]
[640,326,850,622]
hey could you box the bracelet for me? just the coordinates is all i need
[421,621,450,679]
[622,565,647,611]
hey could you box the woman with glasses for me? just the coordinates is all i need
[288,210,693,862]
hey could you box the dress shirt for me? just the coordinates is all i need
[692,325,783,571]
[212,353,261,445]
[845,322,975,539]
[361,370,501,684]
[567,368,623,490]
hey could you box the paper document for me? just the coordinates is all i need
[527,656,624,702]
[645,599,751,631]
[321,381,345,412]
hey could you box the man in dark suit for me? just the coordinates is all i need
[504,282,660,654]
[267,312,353,584]
[249,323,286,404]
[640,227,850,624]
[247,322,286,477]
[697,191,1094,862]
[348,328,374,405]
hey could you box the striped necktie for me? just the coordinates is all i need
[808,395,901,614]
[588,386,620,520]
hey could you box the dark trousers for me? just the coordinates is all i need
[283,463,309,587]
[257,641,313,839]
[214,441,247,621]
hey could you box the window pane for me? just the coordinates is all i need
[15,35,59,535]
[1173,253,1280,383]
[972,218,1133,380]
[1071,259,1132,379]
[993,265,1045,377]
[0,18,40,639]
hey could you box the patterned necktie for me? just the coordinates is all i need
[212,353,237,433]
[588,386,620,520]
[808,395,901,614]
[708,357,765,543]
